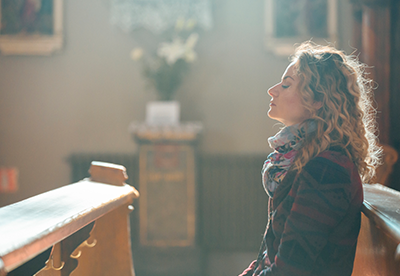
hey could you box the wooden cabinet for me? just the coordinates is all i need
[130,123,203,276]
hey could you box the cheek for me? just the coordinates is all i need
[287,96,308,117]
[286,95,303,108]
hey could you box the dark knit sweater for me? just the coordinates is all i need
[242,150,363,276]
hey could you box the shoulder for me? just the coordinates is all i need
[301,150,360,186]
[293,150,363,209]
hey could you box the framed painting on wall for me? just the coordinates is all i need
[264,0,338,56]
[0,0,63,55]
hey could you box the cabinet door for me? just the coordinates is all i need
[139,144,196,247]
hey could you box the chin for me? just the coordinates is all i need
[267,110,276,120]
[268,113,285,125]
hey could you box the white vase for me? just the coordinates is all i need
[145,101,180,126]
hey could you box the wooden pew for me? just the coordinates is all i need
[0,161,139,276]
[352,184,400,275]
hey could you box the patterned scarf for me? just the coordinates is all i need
[262,123,314,197]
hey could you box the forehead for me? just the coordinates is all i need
[282,63,298,80]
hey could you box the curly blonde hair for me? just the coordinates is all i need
[290,42,381,183]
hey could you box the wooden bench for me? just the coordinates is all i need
[0,162,139,276]
[352,184,400,275]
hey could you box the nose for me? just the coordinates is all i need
[268,83,279,97]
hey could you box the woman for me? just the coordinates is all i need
[239,42,381,276]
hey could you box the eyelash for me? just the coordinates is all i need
[282,85,289,89]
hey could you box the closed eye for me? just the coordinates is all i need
[282,85,289,89]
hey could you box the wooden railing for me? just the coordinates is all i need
[353,184,400,275]
[0,161,139,276]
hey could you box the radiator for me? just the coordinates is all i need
[198,154,268,250]
[67,153,268,251]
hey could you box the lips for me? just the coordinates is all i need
[270,102,276,106]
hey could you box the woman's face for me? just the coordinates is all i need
[267,63,310,126]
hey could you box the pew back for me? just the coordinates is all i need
[0,162,139,276]
[352,184,400,275]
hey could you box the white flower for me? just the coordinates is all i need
[185,33,199,48]
[157,33,199,65]
[183,33,199,63]
[184,51,197,63]
[130,48,144,61]
[157,37,187,65]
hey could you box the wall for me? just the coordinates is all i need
[0,0,353,207]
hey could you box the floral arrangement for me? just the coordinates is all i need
[130,18,199,101]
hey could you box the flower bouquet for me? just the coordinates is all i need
[131,18,199,101]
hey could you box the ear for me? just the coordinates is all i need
[313,101,323,110]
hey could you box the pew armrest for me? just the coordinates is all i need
[362,183,400,244]
[352,184,400,275]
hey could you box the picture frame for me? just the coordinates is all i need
[264,0,337,56]
[0,0,63,56]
